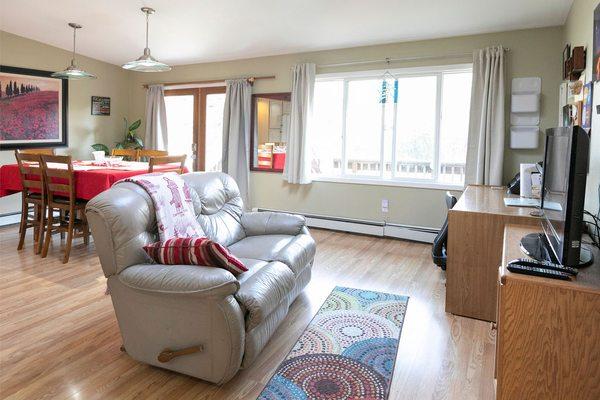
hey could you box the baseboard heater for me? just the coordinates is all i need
[255,208,439,244]
[0,211,22,227]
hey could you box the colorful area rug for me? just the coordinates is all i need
[258,287,409,400]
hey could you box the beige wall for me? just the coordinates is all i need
[564,0,600,215]
[129,27,563,228]
[0,31,131,214]
[0,27,566,227]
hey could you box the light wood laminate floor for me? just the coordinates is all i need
[0,226,495,399]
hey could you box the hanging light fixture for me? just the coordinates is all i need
[51,23,97,79]
[122,7,171,72]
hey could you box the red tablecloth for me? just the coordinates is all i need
[0,163,188,200]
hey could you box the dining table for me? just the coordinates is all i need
[0,160,188,201]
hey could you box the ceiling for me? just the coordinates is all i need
[0,0,573,67]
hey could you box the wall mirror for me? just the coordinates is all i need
[250,93,291,172]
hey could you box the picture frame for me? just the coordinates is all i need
[0,65,68,150]
[563,44,571,80]
[91,96,110,116]
[594,3,600,82]
[582,82,593,130]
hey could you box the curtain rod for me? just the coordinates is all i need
[142,75,276,88]
[318,48,511,69]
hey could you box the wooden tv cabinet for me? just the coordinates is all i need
[495,224,600,399]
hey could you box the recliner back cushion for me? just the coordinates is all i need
[183,172,246,247]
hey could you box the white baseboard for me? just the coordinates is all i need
[0,213,21,227]
[255,208,438,243]
[383,224,438,243]
[305,217,385,236]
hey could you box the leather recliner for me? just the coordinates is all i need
[85,172,316,384]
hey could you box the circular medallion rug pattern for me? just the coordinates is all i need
[258,286,409,400]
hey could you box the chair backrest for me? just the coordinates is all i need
[257,144,274,169]
[15,151,45,199]
[17,148,55,155]
[148,155,186,174]
[432,192,458,270]
[40,155,75,204]
[111,148,138,161]
[445,191,458,210]
[138,149,168,162]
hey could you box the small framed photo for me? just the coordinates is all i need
[91,96,110,116]
[563,44,571,80]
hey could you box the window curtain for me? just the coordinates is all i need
[144,84,168,150]
[465,46,505,186]
[222,78,252,207]
[283,63,316,184]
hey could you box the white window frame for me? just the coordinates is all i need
[313,63,472,190]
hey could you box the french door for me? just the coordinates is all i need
[164,86,226,171]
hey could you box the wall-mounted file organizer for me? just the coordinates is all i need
[510,77,541,149]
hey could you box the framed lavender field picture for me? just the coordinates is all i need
[0,65,68,150]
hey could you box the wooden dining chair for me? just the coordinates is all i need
[148,155,187,174]
[138,149,168,162]
[111,148,138,161]
[14,151,47,254]
[17,148,56,155]
[40,155,90,264]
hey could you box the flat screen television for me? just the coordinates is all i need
[521,126,592,267]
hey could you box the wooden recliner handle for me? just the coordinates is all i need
[157,345,203,363]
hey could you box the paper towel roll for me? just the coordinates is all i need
[520,163,537,198]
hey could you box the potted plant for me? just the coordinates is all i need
[91,118,143,155]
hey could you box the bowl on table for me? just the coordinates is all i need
[104,156,123,167]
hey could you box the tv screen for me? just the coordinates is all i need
[540,126,590,267]
[541,128,571,263]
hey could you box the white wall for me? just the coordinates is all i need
[0,31,131,215]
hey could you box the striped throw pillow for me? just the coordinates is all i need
[208,241,248,276]
[143,237,248,276]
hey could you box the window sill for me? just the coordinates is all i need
[311,176,465,191]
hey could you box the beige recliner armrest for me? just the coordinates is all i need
[118,263,240,298]
[241,211,308,236]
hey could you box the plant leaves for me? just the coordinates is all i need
[115,142,124,149]
[129,119,141,132]
[91,143,110,155]
[133,136,144,148]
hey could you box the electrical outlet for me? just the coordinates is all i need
[381,199,389,213]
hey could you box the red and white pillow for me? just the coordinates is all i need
[143,237,247,276]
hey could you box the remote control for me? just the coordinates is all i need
[507,263,571,280]
[509,258,578,276]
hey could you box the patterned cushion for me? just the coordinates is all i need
[209,241,248,276]
[143,237,248,276]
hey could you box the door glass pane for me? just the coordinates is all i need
[395,75,437,180]
[205,93,226,172]
[439,72,472,185]
[345,79,383,177]
[165,95,195,171]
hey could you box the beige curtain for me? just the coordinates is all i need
[222,79,252,207]
[465,46,506,186]
[283,63,316,184]
[144,84,168,150]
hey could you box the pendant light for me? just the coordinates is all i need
[51,23,97,79]
[122,7,171,72]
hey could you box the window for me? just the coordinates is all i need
[311,65,472,187]
[164,87,226,172]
